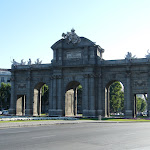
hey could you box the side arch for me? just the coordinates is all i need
[104,79,125,117]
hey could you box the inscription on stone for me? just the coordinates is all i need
[134,80,147,87]
[18,83,26,89]
[67,51,81,59]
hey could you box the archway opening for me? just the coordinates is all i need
[105,81,124,118]
[33,82,49,116]
[16,95,26,116]
[65,81,82,117]
[134,94,147,118]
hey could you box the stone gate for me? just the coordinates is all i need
[9,29,150,118]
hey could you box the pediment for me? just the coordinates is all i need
[51,37,96,50]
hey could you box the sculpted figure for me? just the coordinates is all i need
[62,29,81,44]
[21,59,26,65]
[145,49,150,58]
[28,58,32,65]
[12,59,20,66]
[35,58,42,64]
[125,52,136,59]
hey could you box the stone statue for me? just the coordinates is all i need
[35,58,42,64]
[145,49,150,58]
[28,58,32,65]
[125,52,136,60]
[12,59,20,66]
[62,28,81,44]
[21,59,26,65]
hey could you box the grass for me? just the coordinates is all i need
[0,119,59,123]
[101,118,150,122]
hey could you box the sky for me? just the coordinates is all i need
[1,0,150,69]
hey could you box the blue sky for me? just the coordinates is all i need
[1,0,150,68]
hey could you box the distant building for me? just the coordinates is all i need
[0,69,11,86]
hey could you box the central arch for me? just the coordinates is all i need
[65,81,82,116]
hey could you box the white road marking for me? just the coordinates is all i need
[31,135,55,139]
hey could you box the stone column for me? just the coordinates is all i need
[33,89,38,116]
[16,96,23,116]
[133,94,137,118]
[57,76,63,116]
[105,88,108,117]
[107,87,110,117]
[74,88,77,116]
[9,71,16,115]
[26,71,32,116]
[97,74,103,116]
[53,76,57,109]
[49,75,58,116]
[48,77,53,116]
[125,72,133,118]
[38,89,42,116]
[89,74,96,117]
[147,71,150,117]
[82,74,89,116]
[22,95,25,116]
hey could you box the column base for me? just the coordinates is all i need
[97,109,104,116]
[125,110,133,118]
[147,111,150,117]
[25,109,33,116]
[48,109,63,117]
[83,110,96,117]
[8,108,16,115]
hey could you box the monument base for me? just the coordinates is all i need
[125,110,133,118]
[8,108,16,115]
[49,109,63,117]
[83,110,96,117]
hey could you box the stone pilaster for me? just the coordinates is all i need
[9,71,16,115]
[89,74,96,117]
[74,88,77,116]
[25,71,32,116]
[97,73,103,116]
[53,76,57,110]
[125,71,133,118]
[48,77,53,116]
[147,71,150,117]
[56,76,63,116]
[49,75,63,116]
[82,74,89,116]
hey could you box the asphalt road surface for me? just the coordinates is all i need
[1,122,150,150]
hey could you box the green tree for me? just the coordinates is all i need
[41,84,49,113]
[136,97,147,113]
[110,81,124,113]
[0,83,11,110]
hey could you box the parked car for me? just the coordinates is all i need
[0,111,2,115]
[2,110,9,115]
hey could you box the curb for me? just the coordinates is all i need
[1,120,150,129]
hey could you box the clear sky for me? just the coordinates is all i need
[1,0,150,69]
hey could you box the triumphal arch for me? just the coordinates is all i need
[9,29,150,118]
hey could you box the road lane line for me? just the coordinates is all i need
[31,135,55,139]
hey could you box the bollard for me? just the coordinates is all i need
[98,115,102,120]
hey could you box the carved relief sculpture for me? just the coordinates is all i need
[62,28,81,44]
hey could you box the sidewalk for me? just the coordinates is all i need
[0,116,149,129]
[0,118,101,129]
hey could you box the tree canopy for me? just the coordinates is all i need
[0,83,11,110]
[41,84,49,113]
[109,81,124,113]
[136,97,147,113]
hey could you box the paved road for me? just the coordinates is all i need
[1,122,150,150]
